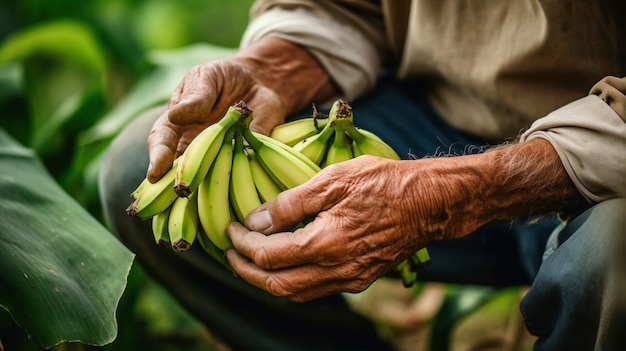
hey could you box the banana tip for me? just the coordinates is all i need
[234,100,252,116]
[174,184,191,198]
[125,202,138,218]
[172,240,191,252]
[334,99,352,118]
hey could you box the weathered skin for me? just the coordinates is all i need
[146,36,583,302]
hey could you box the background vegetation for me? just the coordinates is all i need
[0,1,252,350]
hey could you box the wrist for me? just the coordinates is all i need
[233,37,338,115]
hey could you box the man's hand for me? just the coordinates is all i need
[224,155,471,302]
[147,60,284,183]
[146,37,337,183]
[225,139,585,302]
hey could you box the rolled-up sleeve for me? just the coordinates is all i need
[239,1,385,101]
[520,76,626,203]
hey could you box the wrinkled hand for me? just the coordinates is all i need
[146,58,286,183]
[224,138,585,302]
[225,156,444,302]
[146,37,336,183]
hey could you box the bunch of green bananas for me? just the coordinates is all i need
[126,99,429,287]
[271,99,431,287]
[126,101,320,268]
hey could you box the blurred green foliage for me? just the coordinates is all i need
[0,1,252,350]
[0,0,254,212]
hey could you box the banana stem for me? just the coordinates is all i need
[343,124,365,143]
[241,127,264,151]
[327,99,356,134]
[328,99,353,120]
[224,100,253,128]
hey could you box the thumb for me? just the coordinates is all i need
[244,178,329,234]
[146,144,175,183]
[146,112,179,183]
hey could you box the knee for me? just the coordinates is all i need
[520,198,626,349]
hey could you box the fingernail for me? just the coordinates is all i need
[248,210,272,232]
[146,163,155,182]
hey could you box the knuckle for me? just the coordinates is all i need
[264,275,290,297]
[336,262,375,293]
[252,246,273,270]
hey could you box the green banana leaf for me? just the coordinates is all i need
[0,19,108,135]
[0,19,110,189]
[0,19,107,73]
[0,128,134,348]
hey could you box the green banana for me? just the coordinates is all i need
[167,191,199,252]
[248,148,282,202]
[395,258,418,288]
[242,127,321,190]
[345,125,400,160]
[196,228,232,271]
[322,99,357,167]
[322,130,353,167]
[175,101,251,198]
[270,117,329,146]
[254,131,321,173]
[395,248,431,287]
[126,160,179,221]
[230,131,262,223]
[131,158,180,200]
[151,205,171,245]
[410,248,431,267]
[328,100,430,282]
[290,98,356,167]
[292,120,336,165]
[127,98,429,287]
[197,128,236,251]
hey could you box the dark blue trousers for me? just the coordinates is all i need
[99,75,626,350]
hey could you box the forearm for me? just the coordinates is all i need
[232,37,338,115]
[481,139,587,220]
[242,2,385,102]
[408,138,586,242]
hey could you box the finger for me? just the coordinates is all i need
[226,222,317,270]
[225,248,375,302]
[244,170,339,234]
[169,95,220,125]
[224,248,345,302]
[248,109,285,136]
[146,117,179,183]
[167,66,220,125]
[246,87,287,135]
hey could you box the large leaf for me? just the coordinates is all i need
[0,128,134,348]
[0,63,30,146]
[0,19,109,147]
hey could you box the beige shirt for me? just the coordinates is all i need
[241,0,626,203]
